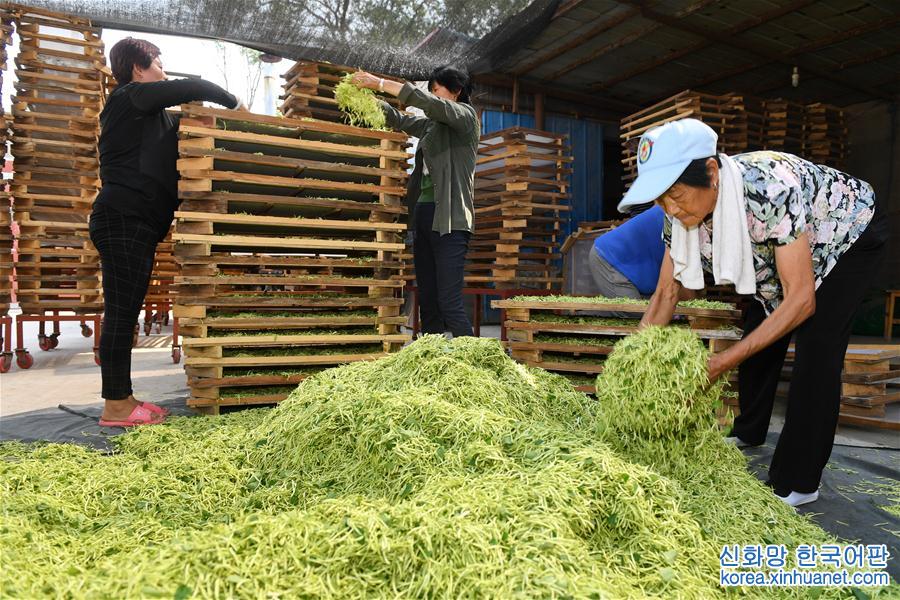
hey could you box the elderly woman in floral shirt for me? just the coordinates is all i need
[626,119,887,508]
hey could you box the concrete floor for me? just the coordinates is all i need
[1,306,897,449]
[1,305,188,417]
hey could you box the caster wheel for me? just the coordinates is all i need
[38,335,53,352]
[81,325,93,338]
[50,334,60,349]
[172,348,181,364]
[0,353,12,373]
[16,352,34,370]
[93,350,101,366]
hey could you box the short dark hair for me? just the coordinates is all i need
[675,155,722,188]
[428,65,473,104]
[110,37,161,85]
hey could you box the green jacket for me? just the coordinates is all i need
[381,83,479,235]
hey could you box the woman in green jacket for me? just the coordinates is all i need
[352,66,479,337]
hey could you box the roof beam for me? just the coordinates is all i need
[838,43,900,71]
[553,0,586,19]
[511,5,640,76]
[590,0,817,91]
[648,17,900,98]
[473,72,637,114]
[543,0,719,81]
[622,0,894,101]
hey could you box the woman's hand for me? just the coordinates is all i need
[706,234,815,381]
[351,71,381,90]
[707,351,732,384]
[640,250,680,328]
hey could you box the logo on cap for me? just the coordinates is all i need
[638,138,653,164]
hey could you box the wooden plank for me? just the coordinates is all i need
[180,104,408,143]
[504,320,740,340]
[176,296,403,308]
[175,275,404,287]
[507,341,614,356]
[177,169,405,196]
[172,233,404,252]
[183,333,409,347]
[838,413,900,431]
[179,125,409,161]
[185,353,385,367]
[178,191,405,215]
[174,211,406,232]
[522,360,604,375]
[194,316,406,329]
[178,145,406,180]
[493,299,740,319]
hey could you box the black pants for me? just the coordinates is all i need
[732,208,888,494]
[413,202,473,338]
[89,203,159,400]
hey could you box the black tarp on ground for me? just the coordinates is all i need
[0,397,193,452]
[1,403,897,580]
[745,434,900,581]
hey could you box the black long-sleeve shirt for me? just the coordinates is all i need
[96,78,238,237]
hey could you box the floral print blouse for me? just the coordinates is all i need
[664,151,876,313]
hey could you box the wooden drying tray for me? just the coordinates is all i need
[178,145,407,181]
[179,104,408,144]
[493,298,742,324]
[503,320,741,341]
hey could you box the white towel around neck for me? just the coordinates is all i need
[669,154,756,295]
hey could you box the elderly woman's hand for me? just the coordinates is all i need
[707,351,731,384]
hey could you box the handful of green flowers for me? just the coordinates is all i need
[335,73,387,130]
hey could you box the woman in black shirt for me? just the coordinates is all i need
[91,38,242,427]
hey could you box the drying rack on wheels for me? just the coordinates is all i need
[0,315,12,373]
[138,228,181,363]
[14,310,102,369]
[6,5,107,370]
[132,302,181,364]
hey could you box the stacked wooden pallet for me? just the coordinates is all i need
[725,346,900,431]
[493,296,742,394]
[172,104,412,412]
[802,102,846,170]
[468,127,571,289]
[620,90,745,186]
[620,92,850,191]
[142,227,176,335]
[280,60,404,123]
[740,94,768,152]
[0,6,12,139]
[9,5,105,314]
[0,191,11,318]
[762,98,805,156]
[0,8,13,320]
[770,346,900,431]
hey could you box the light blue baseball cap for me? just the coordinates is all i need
[617,118,718,213]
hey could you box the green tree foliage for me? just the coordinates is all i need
[276,0,533,49]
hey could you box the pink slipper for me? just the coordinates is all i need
[99,404,166,427]
[140,401,170,416]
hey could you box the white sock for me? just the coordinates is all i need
[776,489,819,508]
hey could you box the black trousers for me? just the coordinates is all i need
[89,203,159,400]
[732,208,888,494]
[413,202,473,338]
